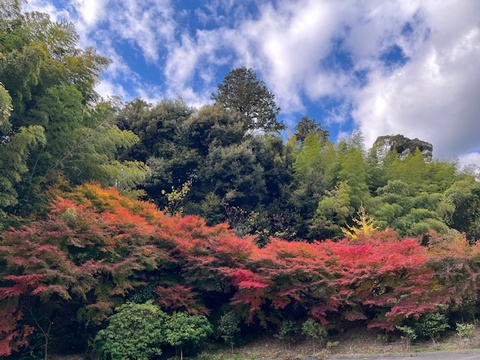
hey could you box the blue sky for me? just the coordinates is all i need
[26,0,480,167]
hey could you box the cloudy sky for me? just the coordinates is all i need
[26,0,480,166]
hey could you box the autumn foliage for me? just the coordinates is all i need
[1,183,479,356]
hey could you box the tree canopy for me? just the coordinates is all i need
[212,67,283,133]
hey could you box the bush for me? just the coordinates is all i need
[301,318,327,352]
[165,312,213,360]
[275,320,298,348]
[218,312,240,351]
[415,313,449,344]
[456,323,475,339]
[396,325,417,350]
[93,301,168,360]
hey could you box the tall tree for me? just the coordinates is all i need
[0,5,145,222]
[294,116,329,142]
[212,67,283,133]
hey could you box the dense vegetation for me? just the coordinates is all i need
[1,2,480,359]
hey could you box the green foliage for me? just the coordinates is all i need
[0,82,12,129]
[275,320,298,346]
[456,323,475,339]
[326,340,340,349]
[0,124,46,227]
[414,313,449,343]
[396,325,417,350]
[294,116,329,142]
[292,132,337,238]
[165,312,213,360]
[337,134,370,210]
[93,301,168,360]
[301,319,326,340]
[200,139,266,210]
[312,181,353,239]
[301,318,326,352]
[0,4,144,221]
[212,67,283,133]
[218,312,240,351]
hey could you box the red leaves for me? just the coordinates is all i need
[2,183,479,356]
[0,305,35,357]
[0,274,46,300]
[155,285,207,315]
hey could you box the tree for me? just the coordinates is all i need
[218,311,240,352]
[294,116,329,142]
[337,132,370,210]
[0,5,145,221]
[441,179,480,241]
[415,313,449,345]
[292,132,337,239]
[93,302,168,360]
[312,181,353,239]
[212,67,283,132]
[199,139,266,211]
[165,312,213,360]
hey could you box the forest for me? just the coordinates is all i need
[2,2,480,359]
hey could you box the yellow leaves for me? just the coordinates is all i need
[162,180,192,215]
[342,206,377,241]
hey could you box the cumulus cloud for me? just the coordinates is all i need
[22,0,480,165]
[27,0,176,101]
[352,1,480,162]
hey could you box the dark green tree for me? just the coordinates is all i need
[294,116,329,142]
[212,67,283,132]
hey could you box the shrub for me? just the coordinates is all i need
[165,312,213,360]
[415,313,449,344]
[456,323,475,339]
[396,325,417,350]
[218,312,240,351]
[275,319,298,349]
[93,301,168,360]
[301,318,327,352]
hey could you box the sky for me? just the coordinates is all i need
[25,0,480,167]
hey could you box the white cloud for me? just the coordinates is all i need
[458,152,480,170]
[22,0,480,165]
[352,1,480,161]
[233,0,342,113]
[24,0,72,23]
[94,79,128,100]
[72,0,109,27]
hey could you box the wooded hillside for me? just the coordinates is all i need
[1,3,480,359]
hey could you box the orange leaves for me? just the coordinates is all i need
[3,181,480,356]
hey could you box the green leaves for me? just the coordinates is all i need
[0,124,45,225]
[165,312,213,348]
[0,82,12,130]
[94,306,213,360]
[94,301,168,360]
[212,67,283,133]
